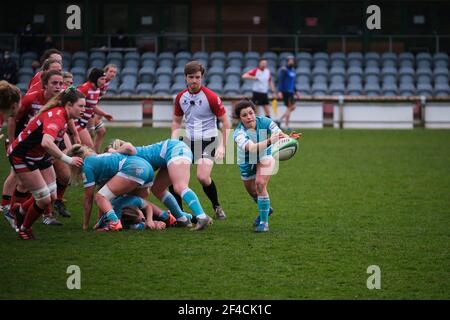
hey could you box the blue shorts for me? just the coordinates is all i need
[117,156,154,187]
[163,140,193,166]
[239,163,257,181]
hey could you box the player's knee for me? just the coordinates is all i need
[255,179,267,194]
[97,127,106,137]
[172,183,187,196]
[197,173,211,186]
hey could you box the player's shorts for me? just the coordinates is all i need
[162,140,193,166]
[183,136,218,162]
[238,153,273,180]
[117,156,154,188]
[252,91,269,106]
[282,92,295,107]
[9,154,53,174]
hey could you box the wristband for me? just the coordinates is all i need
[60,154,73,165]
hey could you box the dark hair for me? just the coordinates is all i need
[88,68,106,85]
[42,58,62,71]
[0,80,20,111]
[121,206,142,227]
[184,61,205,76]
[40,49,62,65]
[38,86,85,115]
[234,98,256,118]
[41,70,63,87]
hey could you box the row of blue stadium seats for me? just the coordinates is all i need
[12,50,450,70]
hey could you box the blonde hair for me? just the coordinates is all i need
[103,138,128,152]
[66,144,95,185]
[63,72,73,79]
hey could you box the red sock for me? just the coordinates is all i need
[44,203,53,217]
[1,195,12,207]
[56,182,67,201]
[21,197,35,213]
[23,201,45,229]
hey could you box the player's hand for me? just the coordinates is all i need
[0,134,3,140]
[154,221,166,230]
[215,145,225,161]
[71,156,84,167]
[270,132,285,144]
[104,114,113,121]
[289,131,302,140]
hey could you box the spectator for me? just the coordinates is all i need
[19,23,36,53]
[276,56,300,130]
[111,28,129,48]
[0,51,18,84]
[40,35,56,58]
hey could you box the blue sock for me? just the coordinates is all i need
[257,196,270,224]
[161,191,184,218]
[106,209,119,222]
[159,210,169,221]
[181,188,205,218]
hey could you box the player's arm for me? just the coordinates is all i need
[114,142,137,155]
[217,113,231,159]
[83,185,95,230]
[236,131,284,153]
[93,105,113,121]
[242,69,257,80]
[41,134,83,167]
[67,119,81,144]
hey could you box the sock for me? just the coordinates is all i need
[257,196,270,224]
[21,196,35,213]
[56,182,67,201]
[158,210,169,221]
[181,188,205,218]
[202,180,220,209]
[23,201,45,229]
[168,185,183,210]
[105,209,119,222]
[44,204,53,217]
[1,195,11,207]
[161,191,185,219]
[253,196,273,215]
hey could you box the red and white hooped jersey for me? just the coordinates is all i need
[76,81,100,128]
[247,67,272,93]
[8,106,68,159]
[15,89,47,136]
[174,86,226,140]
[99,81,110,98]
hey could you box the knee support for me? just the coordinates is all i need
[97,185,116,201]
[31,186,51,201]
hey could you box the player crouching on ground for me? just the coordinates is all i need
[233,99,301,232]
[67,144,153,231]
[8,87,85,240]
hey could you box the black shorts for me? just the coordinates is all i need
[9,154,53,173]
[282,92,295,107]
[182,136,218,162]
[252,92,269,106]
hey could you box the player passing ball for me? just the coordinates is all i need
[233,99,301,232]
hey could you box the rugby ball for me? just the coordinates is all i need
[271,137,299,161]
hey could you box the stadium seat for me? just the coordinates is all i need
[21,51,37,66]
[296,67,311,84]
[106,81,118,95]
[329,82,345,95]
[311,82,328,96]
[365,67,381,84]
[416,52,432,69]
[278,52,294,66]
[207,81,223,94]
[398,52,414,68]
[72,51,89,68]
[156,66,172,83]
[223,82,241,96]
[398,67,414,84]
[433,52,448,68]
[416,67,433,84]
[193,51,209,61]
[73,75,85,86]
[241,80,253,96]
[347,52,363,68]
[399,83,416,96]
[120,67,138,81]
[106,52,123,68]
[380,66,396,85]
[347,82,363,96]
[210,51,226,61]
[244,51,260,67]
[173,66,185,83]
[122,74,138,87]
[210,58,226,68]
[70,66,86,77]
[297,82,311,95]
[347,66,363,84]
[330,52,346,68]
[313,52,328,68]
[262,52,278,68]
[224,66,241,82]
[18,67,34,83]
[329,66,345,83]
[228,53,243,68]
[207,66,224,83]
[364,52,380,68]
[433,67,449,84]
[381,83,398,96]
[141,52,157,68]
[312,66,328,84]
[153,82,171,96]
[434,83,450,97]
[381,52,397,68]
[119,82,136,96]
[136,83,153,96]
[16,82,28,94]
[138,66,155,83]
[364,83,381,96]
[296,52,312,68]
[90,51,106,61]
[417,83,433,96]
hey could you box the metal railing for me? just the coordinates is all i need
[1,33,449,53]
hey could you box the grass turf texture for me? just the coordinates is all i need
[0,128,449,299]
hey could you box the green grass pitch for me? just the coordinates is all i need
[0,128,449,299]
